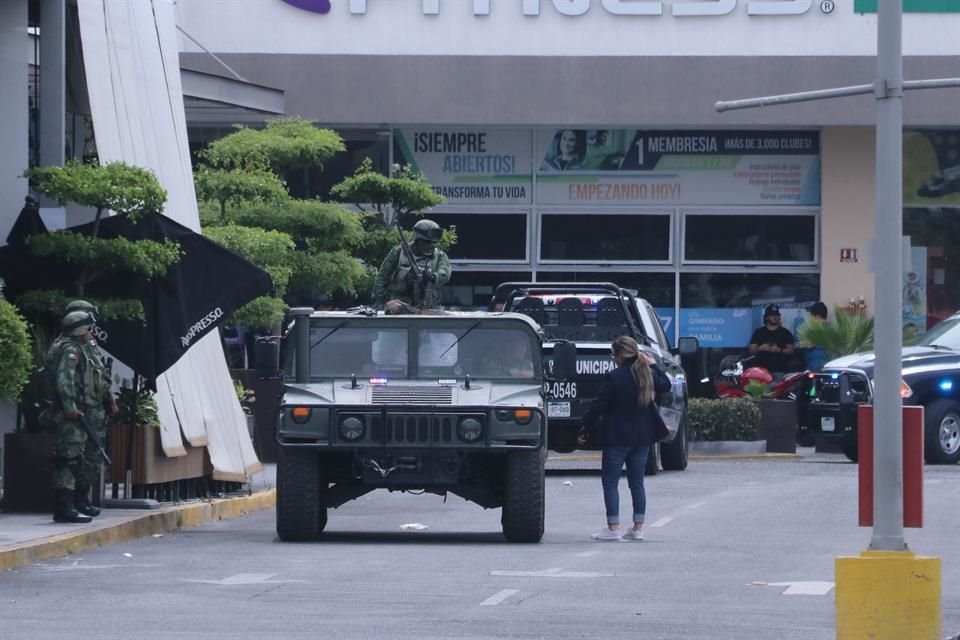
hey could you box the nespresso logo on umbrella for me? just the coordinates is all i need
[283,0,822,17]
[181,308,224,348]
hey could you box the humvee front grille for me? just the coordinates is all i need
[371,386,453,405]
[336,411,485,445]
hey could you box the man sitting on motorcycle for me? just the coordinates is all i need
[747,305,796,379]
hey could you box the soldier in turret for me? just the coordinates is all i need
[372,219,451,310]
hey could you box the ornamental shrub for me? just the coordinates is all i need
[0,299,33,402]
[688,397,760,441]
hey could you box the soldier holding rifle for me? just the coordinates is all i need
[46,310,116,523]
[372,218,451,311]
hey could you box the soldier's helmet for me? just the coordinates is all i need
[62,310,95,337]
[65,299,99,322]
[412,219,442,243]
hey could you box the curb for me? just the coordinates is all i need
[0,489,276,572]
[689,453,801,461]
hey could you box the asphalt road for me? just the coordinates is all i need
[1,453,958,640]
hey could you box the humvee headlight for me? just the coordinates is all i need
[290,407,312,424]
[514,409,532,424]
[339,416,365,441]
[495,409,511,422]
[457,417,483,443]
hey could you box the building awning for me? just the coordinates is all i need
[181,67,285,123]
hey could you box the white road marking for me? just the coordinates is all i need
[575,550,602,557]
[686,502,706,510]
[924,479,943,485]
[650,516,674,528]
[480,589,519,606]
[491,568,614,578]
[180,573,305,586]
[766,581,835,596]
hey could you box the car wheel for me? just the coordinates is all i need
[840,434,858,463]
[645,442,661,476]
[924,399,960,465]
[660,416,689,471]
[276,447,327,541]
[501,448,545,543]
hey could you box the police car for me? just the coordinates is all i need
[796,312,960,464]
[491,282,698,474]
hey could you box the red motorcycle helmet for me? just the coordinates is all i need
[741,367,774,385]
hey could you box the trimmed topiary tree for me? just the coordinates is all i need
[0,295,32,403]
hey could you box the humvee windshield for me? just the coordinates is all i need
[302,321,539,380]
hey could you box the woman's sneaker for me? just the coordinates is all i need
[622,528,644,541]
[591,528,623,541]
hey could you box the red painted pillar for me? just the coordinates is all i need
[857,405,924,528]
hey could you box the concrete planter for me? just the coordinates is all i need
[758,398,798,454]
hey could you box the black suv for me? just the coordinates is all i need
[796,312,960,464]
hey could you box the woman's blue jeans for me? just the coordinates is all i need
[601,445,650,526]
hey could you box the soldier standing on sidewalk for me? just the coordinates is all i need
[47,310,116,523]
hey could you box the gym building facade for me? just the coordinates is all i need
[3,0,960,373]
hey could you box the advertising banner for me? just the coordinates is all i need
[903,246,928,339]
[394,129,532,204]
[536,129,820,206]
[904,129,960,208]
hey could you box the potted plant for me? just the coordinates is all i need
[0,292,50,512]
[687,397,765,455]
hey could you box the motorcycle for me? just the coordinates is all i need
[708,355,806,400]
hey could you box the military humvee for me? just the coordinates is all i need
[256,307,575,543]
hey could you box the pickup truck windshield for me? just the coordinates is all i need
[305,323,538,380]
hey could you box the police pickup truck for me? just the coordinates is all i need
[796,311,960,465]
[490,282,698,473]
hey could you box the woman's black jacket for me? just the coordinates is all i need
[580,358,672,448]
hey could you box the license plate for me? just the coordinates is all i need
[821,416,836,432]
[548,402,571,418]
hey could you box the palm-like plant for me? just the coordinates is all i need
[797,306,875,359]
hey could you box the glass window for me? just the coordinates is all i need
[540,213,670,261]
[429,213,527,260]
[304,129,390,199]
[537,271,675,307]
[904,207,960,330]
[441,271,532,310]
[417,328,537,380]
[308,326,408,378]
[684,213,816,263]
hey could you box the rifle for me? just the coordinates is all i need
[78,413,112,466]
[393,219,435,308]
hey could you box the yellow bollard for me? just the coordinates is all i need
[836,550,941,639]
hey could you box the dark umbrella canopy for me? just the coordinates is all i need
[0,212,273,388]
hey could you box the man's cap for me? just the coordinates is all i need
[807,301,828,318]
[763,305,781,318]
[62,310,94,336]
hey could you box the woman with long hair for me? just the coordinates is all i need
[578,335,671,541]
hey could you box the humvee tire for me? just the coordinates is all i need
[501,449,545,543]
[276,447,327,541]
[660,417,689,471]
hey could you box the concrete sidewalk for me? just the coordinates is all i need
[0,465,277,572]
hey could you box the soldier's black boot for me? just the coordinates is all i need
[53,489,93,524]
[74,486,101,517]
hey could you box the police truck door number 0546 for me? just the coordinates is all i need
[544,381,577,399]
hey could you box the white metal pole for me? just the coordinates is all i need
[870,0,905,551]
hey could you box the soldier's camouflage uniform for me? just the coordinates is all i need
[51,336,111,492]
[372,244,451,309]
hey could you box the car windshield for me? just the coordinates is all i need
[418,328,538,379]
[305,322,538,380]
[917,316,960,351]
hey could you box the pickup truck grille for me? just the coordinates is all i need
[371,386,453,405]
[805,371,871,404]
